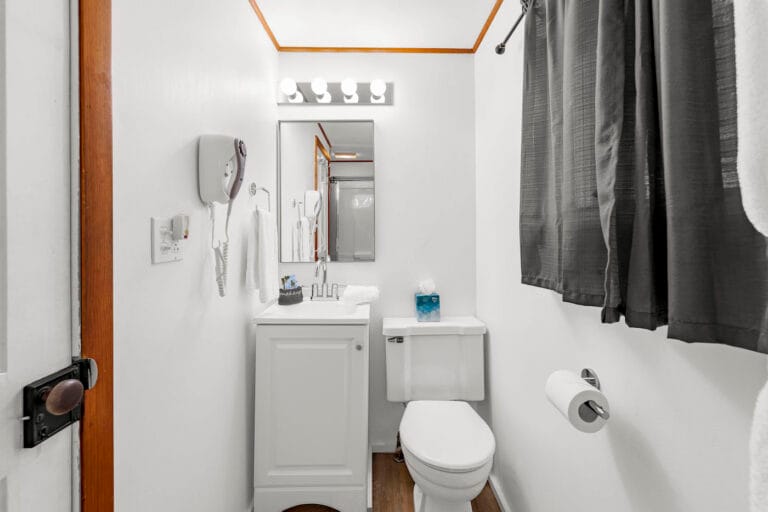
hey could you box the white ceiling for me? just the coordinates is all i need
[320,122,374,160]
[257,0,499,49]
[320,122,373,148]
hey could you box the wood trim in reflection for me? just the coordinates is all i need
[317,123,332,150]
[248,0,506,55]
[313,137,331,261]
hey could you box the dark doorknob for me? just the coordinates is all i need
[23,358,98,447]
[40,379,84,416]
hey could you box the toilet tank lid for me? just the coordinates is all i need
[383,316,486,336]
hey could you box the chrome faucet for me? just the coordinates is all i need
[312,255,339,300]
[316,255,328,296]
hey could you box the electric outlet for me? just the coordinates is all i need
[151,217,184,264]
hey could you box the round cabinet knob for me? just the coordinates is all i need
[355,344,363,351]
[41,379,85,416]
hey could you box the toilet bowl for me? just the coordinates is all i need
[399,400,496,512]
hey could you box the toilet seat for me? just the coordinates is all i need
[399,401,495,473]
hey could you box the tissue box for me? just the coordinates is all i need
[415,293,440,322]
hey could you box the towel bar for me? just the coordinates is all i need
[250,183,271,212]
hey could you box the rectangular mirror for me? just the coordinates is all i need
[278,121,375,263]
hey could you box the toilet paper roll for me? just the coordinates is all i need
[545,370,609,433]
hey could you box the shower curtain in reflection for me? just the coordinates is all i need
[329,179,375,262]
[519,0,768,351]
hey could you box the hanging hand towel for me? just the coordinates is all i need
[246,209,258,292]
[246,207,279,303]
[299,216,312,262]
[304,190,321,219]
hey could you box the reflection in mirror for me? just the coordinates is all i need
[278,121,375,263]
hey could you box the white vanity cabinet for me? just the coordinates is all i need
[253,303,371,512]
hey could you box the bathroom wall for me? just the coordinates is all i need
[277,53,477,451]
[474,3,768,512]
[112,1,277,510]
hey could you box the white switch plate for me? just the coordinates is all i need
[151,217,184,264]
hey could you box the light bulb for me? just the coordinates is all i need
[344,93,359,104]
[341,78,358,97]
[311,77,328,96]
[280,78,297,97]
[288,91,304,104]
[370,79,387,99]
[310,77,331,103]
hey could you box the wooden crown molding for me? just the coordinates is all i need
[249,0,504,54]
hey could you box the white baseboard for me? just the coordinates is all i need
[371,440,397,453]
[489,473,511,512]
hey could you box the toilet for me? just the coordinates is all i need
[383,317,495,512]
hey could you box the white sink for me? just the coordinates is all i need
[255,300,370,325]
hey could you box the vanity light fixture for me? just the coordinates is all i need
[341,78,359,104]
[370,79,387,104]
[333,152,359,159]
[280,77,304,103]
[311,77,332,103]
[277,79,393,105]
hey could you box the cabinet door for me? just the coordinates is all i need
[254,324,369,488]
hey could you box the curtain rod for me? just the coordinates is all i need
[495,0,534,55]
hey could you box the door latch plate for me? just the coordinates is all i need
[23,358,98,448]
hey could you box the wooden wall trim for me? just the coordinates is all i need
[79,0,114,510]
[472,0,504,52]
[279,46,474,54]
[248,0,280,51]
[248,0,504,54]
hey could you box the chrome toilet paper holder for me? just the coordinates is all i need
[579,368,610,422]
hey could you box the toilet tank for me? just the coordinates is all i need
[383,317,487,402]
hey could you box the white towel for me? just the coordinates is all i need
[342,285,380,305]
[736,0,768,237]
[246,207,278,303]
[305,190,321,218]
[299,217,312,262]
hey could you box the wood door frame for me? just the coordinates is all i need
[314,137,331,261]
[79,0,114,510]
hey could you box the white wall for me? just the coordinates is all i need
[474,3,768,512]
[278,53,477,451]
[112,1,277,510]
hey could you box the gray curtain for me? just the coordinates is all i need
[520,0,768,351]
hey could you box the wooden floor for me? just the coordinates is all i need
[286,453,502,512]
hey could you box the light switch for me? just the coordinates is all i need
[151,217,184,264]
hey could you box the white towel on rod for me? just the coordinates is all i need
[246,207,278,303]
[305,190,321,218]
[299,216,312,262]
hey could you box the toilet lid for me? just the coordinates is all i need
[399,401,495,473]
